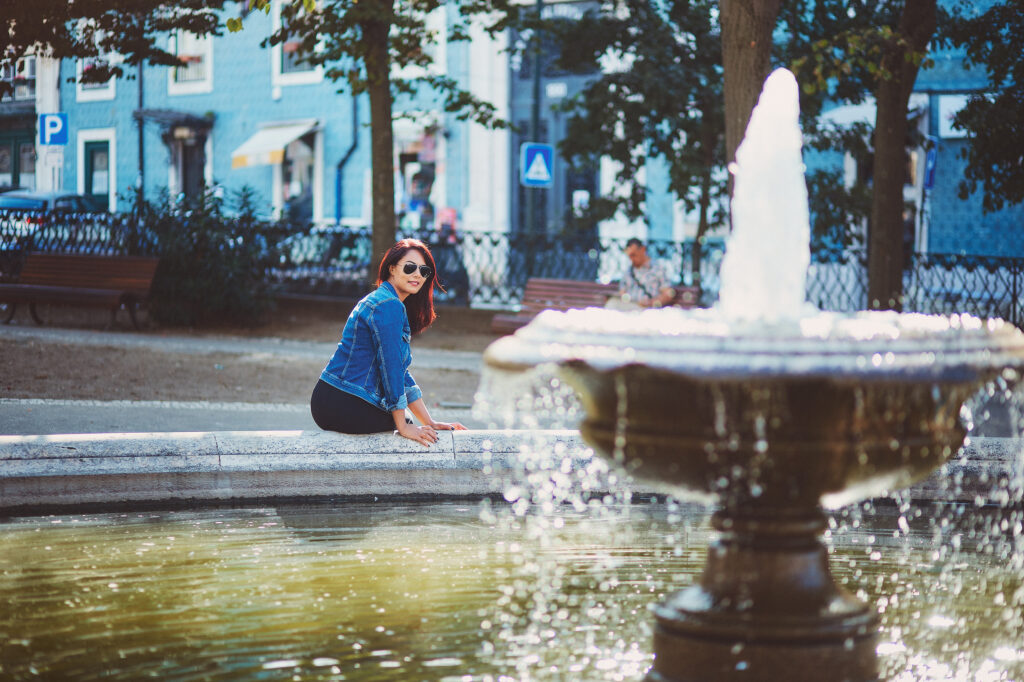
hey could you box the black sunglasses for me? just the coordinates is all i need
[402,261,433,278]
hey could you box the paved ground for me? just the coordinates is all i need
[1,304,1018,437]
[0,397,322,434]
[0,306,493,435]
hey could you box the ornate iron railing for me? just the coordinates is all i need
[3,209,1022,326]
[904,252,1024,328]
[0,209,158,281]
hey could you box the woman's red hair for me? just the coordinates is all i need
[376,238,441,335]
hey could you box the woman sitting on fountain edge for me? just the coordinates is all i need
[310,238,466,446]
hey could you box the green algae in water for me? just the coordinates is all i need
[0,500,1021,681]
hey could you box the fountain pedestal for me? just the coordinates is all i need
[561,362,977,681]
[649,510,877,682]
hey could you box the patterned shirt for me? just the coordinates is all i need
[620,260,671,304]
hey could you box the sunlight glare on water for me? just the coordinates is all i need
[1,501,1023,680]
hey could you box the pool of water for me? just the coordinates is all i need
[1,499,1022,681]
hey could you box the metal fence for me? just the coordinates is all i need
[3,209,1022,326]
[0,209,156,281]
[804,249,1024,327]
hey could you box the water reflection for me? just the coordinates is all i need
[0,500,1021,680]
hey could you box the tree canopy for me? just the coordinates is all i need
[1,0,232,96]
[2,0,513,262]
[549,0,725,281]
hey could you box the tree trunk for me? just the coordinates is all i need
[692,173,710,289]
[720,0,781,173]
[362,0,397,274]
[867,0,936,310]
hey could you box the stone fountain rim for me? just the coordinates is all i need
[484,307,1024,381]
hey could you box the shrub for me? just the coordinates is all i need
[136,187,302,327]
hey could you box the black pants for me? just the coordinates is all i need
[310,379,395,434]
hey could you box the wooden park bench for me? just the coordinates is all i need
[673,284,702,308]
[491,278,620,334]
[491,278,703,335]
[0,252,160,329]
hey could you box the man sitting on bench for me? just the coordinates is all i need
[610,238,676,309]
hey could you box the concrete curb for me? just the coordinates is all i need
[0,430,591,511]
[0,431,1021,513]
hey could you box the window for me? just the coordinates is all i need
[169,31,213,94]
[18,143,35,191]
[281,30,310,75]
[0,136,36,190]
[76,56,117,101]
[1,57,36,101]
[272,0,322,86]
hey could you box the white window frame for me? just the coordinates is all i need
[76,56,117,102]
[77,128,117,213]
[168,31,214,95]
[1,56,37,101]
[271,0,323,87]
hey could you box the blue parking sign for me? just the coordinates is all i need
[38,113,68,146]
[520,142,554,188]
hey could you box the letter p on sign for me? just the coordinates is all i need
[38,113,68,146]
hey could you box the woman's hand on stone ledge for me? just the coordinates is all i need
[430,420,467,431]
[396,423,439,446]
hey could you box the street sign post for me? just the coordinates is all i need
[520,142,554,188]
[38,113,69,146]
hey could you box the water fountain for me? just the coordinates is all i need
[483,69,1024,681]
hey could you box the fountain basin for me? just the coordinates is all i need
[484,307,1024,681]
[485,308,1024,508]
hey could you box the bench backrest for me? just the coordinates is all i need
[673,285,701,308]
[20,252,160,296]
[520,278,619,314]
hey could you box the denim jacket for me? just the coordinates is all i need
[320,281,422,412]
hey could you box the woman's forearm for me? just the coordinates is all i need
[392,409,410,429]
[407,398,432,425]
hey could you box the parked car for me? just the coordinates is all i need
[0,190,96,212]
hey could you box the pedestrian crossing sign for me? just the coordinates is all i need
[520,142,554,188]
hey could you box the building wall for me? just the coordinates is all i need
[53,3,507,228]
[916,44,1024,258]
[925,134,1024,257]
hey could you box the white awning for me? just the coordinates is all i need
[819,94,929,128]
[231,120,317,169]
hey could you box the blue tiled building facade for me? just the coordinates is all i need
[22,1,511,234]
[915,49,1023,257]
[811,1,1024,259]
[2,1,1021,257]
